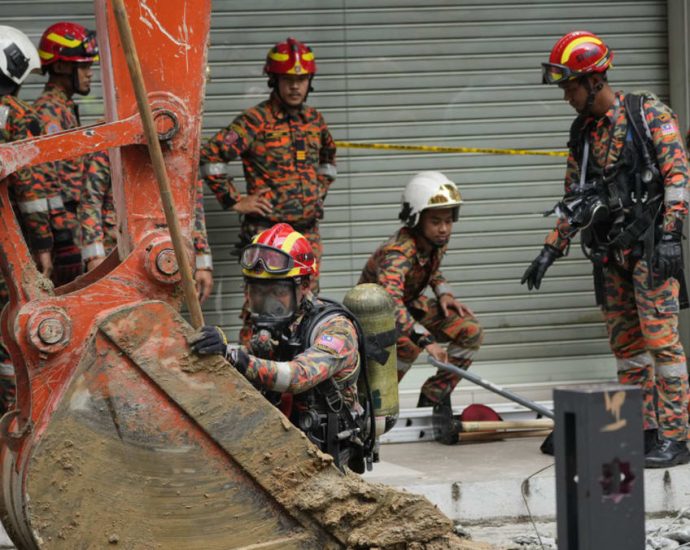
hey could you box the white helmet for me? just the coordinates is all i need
[0,26,40,86]
[399,171,463,227]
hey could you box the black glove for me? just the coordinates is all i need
[189,325,228,355]
[226,346,249,376]
[654,232,683,281]
[521,245,562,290]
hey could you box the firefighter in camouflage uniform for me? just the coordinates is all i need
[79,152,215,302]
[359,172,484,445]
[191,224,372,472]
[522,31,690,468]
[35,21,100,287]
[199,38,336,341]
[0,26,66,415]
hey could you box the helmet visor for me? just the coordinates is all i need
[542,62,576,85]
[240,244,294,275]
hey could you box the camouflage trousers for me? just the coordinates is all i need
[397,296,484,404]
[602,259,688,440]
[239,219,322,346]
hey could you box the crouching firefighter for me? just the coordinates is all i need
[190,223,376,473]
[522,30,690,468]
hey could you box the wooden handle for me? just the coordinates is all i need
[112,0,204,328]
[460,419,554,432]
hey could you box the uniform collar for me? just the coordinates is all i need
[44,82,73,105]
[600,91,624,126]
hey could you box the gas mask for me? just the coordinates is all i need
[246,278,298,337]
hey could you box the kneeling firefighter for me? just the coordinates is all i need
[522,31,690,468]
[191,223,379,472]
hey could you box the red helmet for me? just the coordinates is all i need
[264,37,316,76]
[38,22,99,68]
[542,31,612,85]
[240,223,317,279]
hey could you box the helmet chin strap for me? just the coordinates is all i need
[581,76,604,116]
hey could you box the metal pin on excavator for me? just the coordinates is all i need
[0,1,483,548]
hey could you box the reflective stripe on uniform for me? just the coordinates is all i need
[447,344,475,361]
[195,254,213,270]
[48,196,65,210]
[665,187,690,204]
[0,362,14,376]
[616,352,653,372]
[435,283,454,297]
[272,361,292,392]
[200,163,229,177]
[81,242,106,260]
[18,198,49,213]
[317,163,337,179]
[656,362,688,378]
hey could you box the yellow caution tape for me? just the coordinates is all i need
[334,140,568,158]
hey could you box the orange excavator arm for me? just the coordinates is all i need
[0,2,479,548]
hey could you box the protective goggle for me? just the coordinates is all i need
[240,244,295,274]
[541,62,580,85]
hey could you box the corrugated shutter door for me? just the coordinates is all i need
[3,1,669,408]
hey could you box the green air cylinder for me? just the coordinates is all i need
[343,283,399,436]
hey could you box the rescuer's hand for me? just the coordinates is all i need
[194,269,214,304]
[425,342,448,364]
[226,345,249,376]
[439,294,474,318]
[520,245,562,290]
[654,233,683,281]
[34,250,53,278]
[233,194,272,217]
[189,325,228,355]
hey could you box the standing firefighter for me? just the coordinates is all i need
[359,171,484,445]
[199,37,336,340]
[35,21,100,286]
[0,26,64,414]
[190,224,373,472]
[522,31,690,468]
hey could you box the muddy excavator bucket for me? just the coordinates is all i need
[0,1,484,548]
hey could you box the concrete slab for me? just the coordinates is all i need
[363,436,690,523]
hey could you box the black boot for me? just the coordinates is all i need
[431,394,460,445]
[644,429,659,455]
[644,438,690,469]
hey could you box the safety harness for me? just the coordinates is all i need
[566,92,686,306]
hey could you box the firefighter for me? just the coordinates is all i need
[190,223,372,472]
[522,31,690,468]
[79,152,215,303]
[0,26,65,414]
[199,38,336,340]
[34,21,100,286]
[358,171,484,445]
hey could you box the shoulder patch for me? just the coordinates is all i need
[45,121,61,135]
[315,333,345,354]
[661,121,678,137]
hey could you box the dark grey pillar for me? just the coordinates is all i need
[554,384,644,550]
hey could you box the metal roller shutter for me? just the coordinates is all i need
[3,1,670,408]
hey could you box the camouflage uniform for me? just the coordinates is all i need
[359,227,484,404]
[199,92,336,288]
[243,293,361,411]
[0,94,64,414]
[545,91,690,441]
[79,151,212,271]
[34,82,88,285]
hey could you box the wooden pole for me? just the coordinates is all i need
[111,0,204,328]
[460,419,554,432]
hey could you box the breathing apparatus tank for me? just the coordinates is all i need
[343,283,399,436]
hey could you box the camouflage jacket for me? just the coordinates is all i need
[199,93,336,224]
[358,227,453,342]
[244,295,360,408]
[79,152,212,268]
[34,83,88,205]
[546,91,690,251]
[0,95,58,251]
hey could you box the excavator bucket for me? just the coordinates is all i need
[0,1,485,548]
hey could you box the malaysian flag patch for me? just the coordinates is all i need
[316,333,345,354]
[661,122,677,136]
